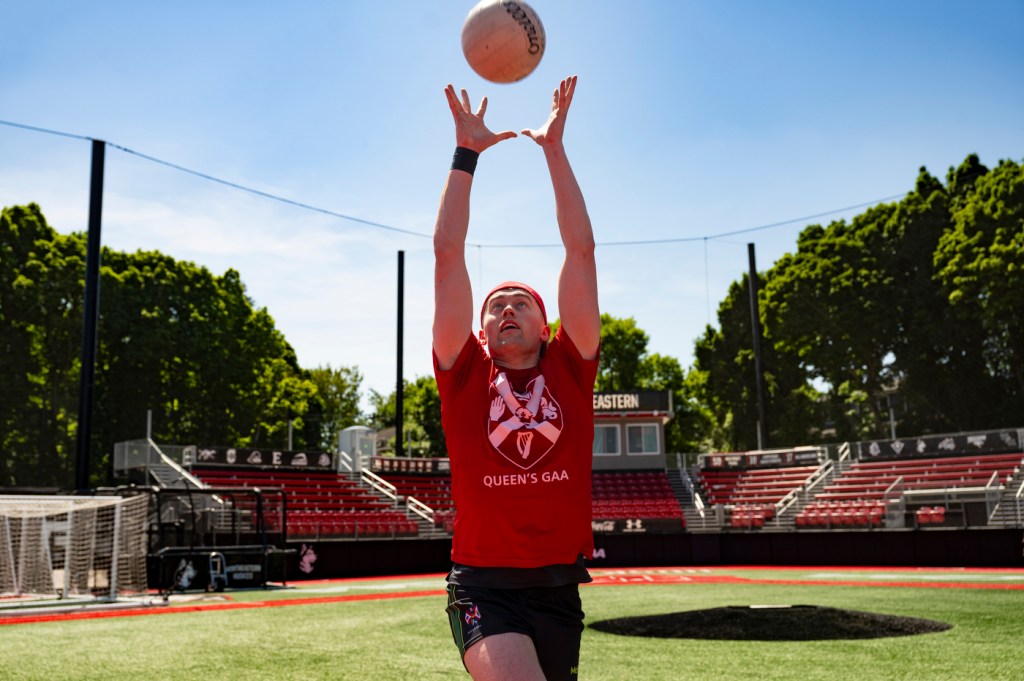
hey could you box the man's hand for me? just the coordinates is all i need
[445,84,517,152]
[521,75,577,148]
[489,397,506,422]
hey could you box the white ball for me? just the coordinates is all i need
[461,0,546,84]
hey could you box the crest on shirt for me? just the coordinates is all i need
[486,372,562,469]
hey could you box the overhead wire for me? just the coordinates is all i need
[106,142,430,239]
[1,118,905,248]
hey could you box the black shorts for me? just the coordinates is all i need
[445,582,584,680]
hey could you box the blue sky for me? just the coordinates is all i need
[2,1,1022,413]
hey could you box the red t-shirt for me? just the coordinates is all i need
[434,327,598,568]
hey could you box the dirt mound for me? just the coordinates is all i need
[589,605,952,641]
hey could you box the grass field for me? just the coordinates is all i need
[2,567,1022,680]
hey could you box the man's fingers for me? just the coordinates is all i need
[557,75,576,112]
[444,85,462,114]
[441,84,525,147]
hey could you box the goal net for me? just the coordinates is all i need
[0,494,149,601]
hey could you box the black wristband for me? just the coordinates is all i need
[451,147,480,176]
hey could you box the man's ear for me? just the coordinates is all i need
[540,324,552,342]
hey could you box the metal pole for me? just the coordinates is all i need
[109,502,122,600]
[396,251,405,457]
[76,139,105,492]
[747,243,767,450]
[888,397,897,440]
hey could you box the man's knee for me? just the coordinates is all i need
[464,632,546,681]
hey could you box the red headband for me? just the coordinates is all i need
[480,281,547,325]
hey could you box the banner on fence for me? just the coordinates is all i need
[698,447,824,470]
[192,446,333,469]
[861,429,1022,460]
[590,518,684,534]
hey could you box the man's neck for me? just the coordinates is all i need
[491,347,541,371]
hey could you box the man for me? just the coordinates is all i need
[433,75,600,681]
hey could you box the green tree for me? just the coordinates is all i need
[588,314,703,453]
[308,364,365,451]
[367,388,396,434]
[762,204,903,440]
[403,376,445,457]
[94,249,319,466]
[636,352,706,456]
[1,204,319,487]
[936,157,1024,402]
[368,376,444,457]
[682,368,731,454]
[879,165,1004,433]
[693,280,762,451]
[592,314,648,392]
[693,274,820,452]
[0,204,83,488]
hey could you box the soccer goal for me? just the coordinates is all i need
[0,494,148,601]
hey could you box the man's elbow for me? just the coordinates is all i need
[567,235,596,260]
[433,231,465,261]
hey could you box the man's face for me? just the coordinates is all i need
[480,288,550,363]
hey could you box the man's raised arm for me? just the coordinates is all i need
[433,85,517,370]
[522,76,600,361]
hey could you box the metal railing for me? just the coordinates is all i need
[113,438,206,489]
[836,441,852,472]
[883,476,905,527]
[686,463,714,527]
[988,472,1024,527]
[153,451,206,490]
[796,460,835,505]
[693,494,706,520]
[336,450,353,474]
[1015,479,1024,527]
[360,468,398,502]
[681,464,720,529]
[407,496,435,524]
[769,460,834,528]
[983,471,1002,518]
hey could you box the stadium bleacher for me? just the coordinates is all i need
[591,471,684,525]
[378,473,456,532]
[287,510,418,539]
[105,429,1024,584]
[375,470,686,531]
[698,465,820,529]
[794,500,887,529]
[794,452,1022,528]
[190,447,1021,539]
[915,505,947,526]
[193,468,419,539]
[814,453,1022,502]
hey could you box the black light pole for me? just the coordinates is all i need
[747,243,768,450]
[75,139,105,492]
[395,250,405,457]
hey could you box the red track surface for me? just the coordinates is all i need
[3,566,1022,627]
